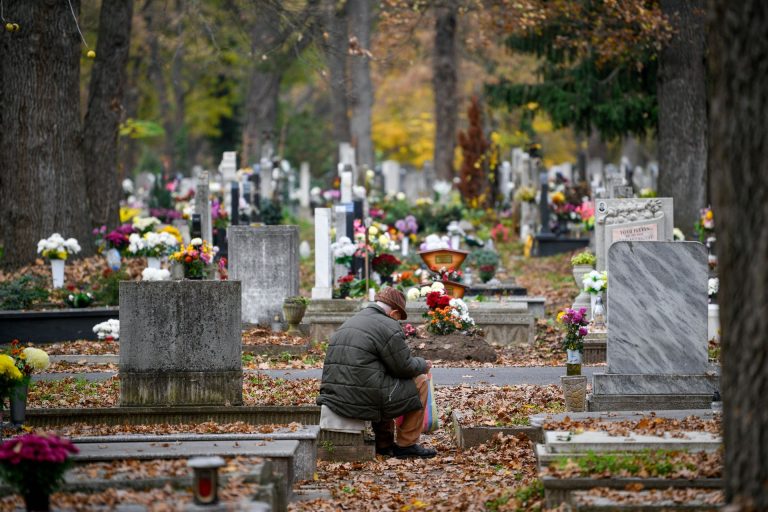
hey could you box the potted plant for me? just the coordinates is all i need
[169,238,215,279]
[36,234,81,289]
[126,231,179,269]
[2,341,50,426]
[570,251,596,314]
[283,296,310,335]
[372,253,402,284]
[471,249,500,283]
[557,307,589,412]
[0,433,79,511]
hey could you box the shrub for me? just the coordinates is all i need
[0,276,49,310]
[570,251,596,266]
[91,269,130,306]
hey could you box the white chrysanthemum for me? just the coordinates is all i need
[142,268,171,281]
[430,282,445,292]
[190,237,203,246]
[708,278,719,296]
[22,347,50,371]
[63,238,81,253]
[420,286,431,297]
[133,216,160,232]
[93,319,120,340]
[406,288,420,301]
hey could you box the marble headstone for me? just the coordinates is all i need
[228,225,300,325]
[606,241,709,375]
[594,198,674,271]
[312,208,333,299]
[195,171,213,244]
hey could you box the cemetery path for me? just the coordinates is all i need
[32,366,599,386]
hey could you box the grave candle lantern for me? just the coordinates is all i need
[188,456,226,505]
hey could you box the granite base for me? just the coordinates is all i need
[120,371,243,407]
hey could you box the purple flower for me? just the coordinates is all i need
[578,327,589,337]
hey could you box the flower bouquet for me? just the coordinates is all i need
[0,433,79,510]
[127,231,178,268]
[694,206,715,242]
[169,238,215,279]
[330,236,357,268]
[582,270,607,294]
[0,353,23,420]
[132,216,161,235]
[372,253,401,281]
[93,319,120,341]
[2,341,49,425]
[430,266,462,283]
[513,186,537,203]
[36,234,81,289]
[423,288,475,336]
[557,307,589,375]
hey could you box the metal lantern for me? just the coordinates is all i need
[188,456,226,505]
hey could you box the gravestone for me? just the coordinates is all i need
[194,171,213,244]
[218,152,237,182]
[589,241,718,411]
[339,143,356,177]
[334,205,353,281]
[299,162,311,210]
[120,281,242,406]
[594,198,674,271]
[382,160,400,196]
[228,226,300,325]
[340,171,353,204]
[499,161,512,202]
[260,157,274,200]
[312,208,333,299]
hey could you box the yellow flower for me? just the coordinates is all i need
[368,226,379,236]
[0,354,22,381]
[160,225,183,244]
[551,191,566,205]
[23,347,50,371]
[556,311,566,323]
[119,207,141,223]
[705,210,713,221]
[378,234,390,246]
[526,101,539,111]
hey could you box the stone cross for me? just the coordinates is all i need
[499,161,512,202]
[195,171,213,244]
[312,208,333,299]
[259,157,274,200]
[339,143,356,180]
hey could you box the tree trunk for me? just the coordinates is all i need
[83,0,134,230]
[347,0,375,170]
[432,1,459,182]
[708,2,768,509]
[242,70,283,165]
[0,1,91,266]
[321,0,351,153]
[144,3,175,179]
[657,0,707,237]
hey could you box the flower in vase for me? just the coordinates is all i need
[22,347,50,372]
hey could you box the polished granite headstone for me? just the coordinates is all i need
[607,241,708,374]
[590,241,718,411]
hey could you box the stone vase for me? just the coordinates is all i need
[572,265,593,315]
[10,383,28,425]
[50,259,65,289]
[561,375,588,412]
[146,257,161,269]
[283,302,307,335]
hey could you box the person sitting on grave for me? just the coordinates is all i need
[317,287,436,459]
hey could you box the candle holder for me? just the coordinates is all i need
[188,456,226,505]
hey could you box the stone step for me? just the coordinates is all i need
[72,426,320,482]
[50,354,119,364]
[544,430,721,454]
[73,439,299,488]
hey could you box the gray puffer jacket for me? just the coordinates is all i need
[316,304,428,421]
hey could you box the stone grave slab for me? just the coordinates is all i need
[228,226,300,325]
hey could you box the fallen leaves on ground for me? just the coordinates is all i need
[542,414,722,438]
[43,340,119,355]
[46,361,118,373]
[29,376,120,408]
[66,455,265,481]
[47,421,304,438]
[438,384,564,426]
[292,433,542,512]
[575,487,724,506]
[544,450,723,480]
[242,327,309,346]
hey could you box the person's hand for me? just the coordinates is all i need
[425,360,433,371]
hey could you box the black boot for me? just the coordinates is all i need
[392,443,437,459]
